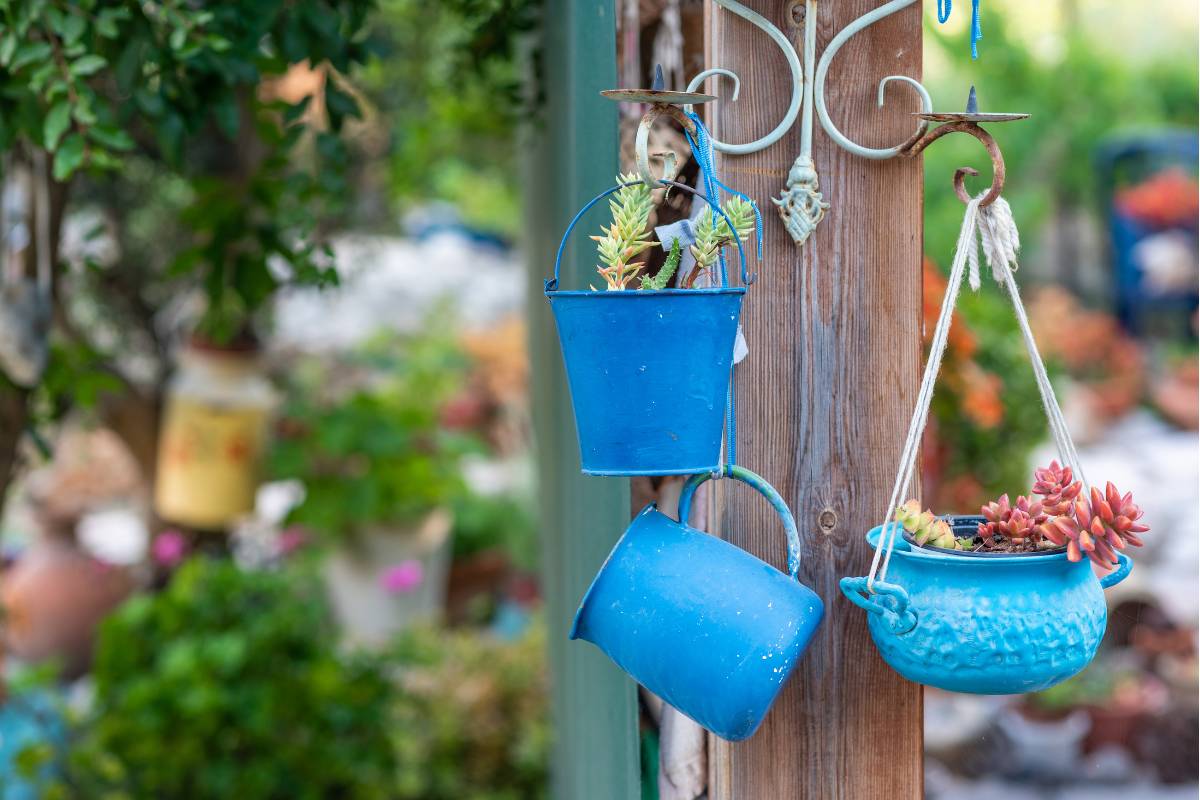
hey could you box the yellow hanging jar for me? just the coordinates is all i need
[154,340,275,530]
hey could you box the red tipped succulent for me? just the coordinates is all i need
[1031,460,1083,516]
[1037,481,1149,568]
[979,493,1048,550]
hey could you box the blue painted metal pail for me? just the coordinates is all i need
[545,180,752,476]
[570,466,824,741]
[840,524,1133,695]
[546,288,745,475]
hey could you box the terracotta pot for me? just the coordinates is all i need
[1,535,133,676]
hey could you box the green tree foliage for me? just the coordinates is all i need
[355,0,538,236]
[267,325,477,538]
[0,0,376,338]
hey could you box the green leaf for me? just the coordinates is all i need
[95,9,122,38]
[70,54,106,77]
[60,13,86,44]
[133,87,164,117]
[88,125,134,151]
[0,33,17,67]
[10,41,51,72]
[52,132,85,180]
[43,100,71,149]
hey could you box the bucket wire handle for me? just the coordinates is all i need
[677,464,801,580]
[546,179,749,291]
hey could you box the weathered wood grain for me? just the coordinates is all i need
[705,1,924,797]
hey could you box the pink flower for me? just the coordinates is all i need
[380,560,424,595]
[277,526,309,557]
[151,530,188,568]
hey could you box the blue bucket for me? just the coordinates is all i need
[545,181,751,476]
[570,465,824,741]
[840,523,1133,694]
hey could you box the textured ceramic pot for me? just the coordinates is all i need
[840,523,1132,694]
[570,465,824,741]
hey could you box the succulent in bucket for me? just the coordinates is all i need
[682,197,756,288]
[592,173,656,290]
[640,239,683,290]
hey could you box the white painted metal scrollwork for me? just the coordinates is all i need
[813,0,932,160]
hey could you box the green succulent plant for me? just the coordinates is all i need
[683,197,755,288]
[591,173,656,290]
[639,238,683,290]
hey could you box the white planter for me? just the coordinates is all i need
[323,509,452,647]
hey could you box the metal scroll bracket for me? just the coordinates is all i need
[683,0,1028,244]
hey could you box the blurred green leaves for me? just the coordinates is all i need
[355,0,539,237]
[267,323,479,538]
[62,558,396,799]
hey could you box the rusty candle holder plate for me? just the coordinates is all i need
[601,89,717,106]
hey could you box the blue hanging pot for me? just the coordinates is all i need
[840,522,1133,695]
[570,465,824,741]
[545,182,749,476]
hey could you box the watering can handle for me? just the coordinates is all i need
[1099,552,1133,590]
[545,180,750,291]
[677,464,801,579]
[839,577,918,635]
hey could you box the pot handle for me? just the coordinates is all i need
[677,464,801,579]
[839,577,918,635]
[545,180,750,292]
[1099,552,1133,590]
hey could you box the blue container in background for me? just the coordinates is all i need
[570,466,824,741]
[841,524,1133,695]
[546,288,744,475]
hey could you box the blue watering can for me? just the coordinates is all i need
[570,465,824,741]
[840,523,1133,695]
[545,181,749,476]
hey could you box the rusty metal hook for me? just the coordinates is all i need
[900,120,1006,207]
[899,88,1028,207]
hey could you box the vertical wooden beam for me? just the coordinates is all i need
[524,2,641,799]
[707,1,924,797]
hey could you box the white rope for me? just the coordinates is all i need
[866,194,1084,589]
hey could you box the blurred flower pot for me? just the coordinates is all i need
[996,705,1091,778]
[1,535,132,676]
[154,340,276,530]
[323,509,452,647]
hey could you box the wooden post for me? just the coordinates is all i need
[706,2,924,797]
[525,2,642,799]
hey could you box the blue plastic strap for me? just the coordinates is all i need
[546,180,748,291]
[970,0,982,59]
[936,0,951,23]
